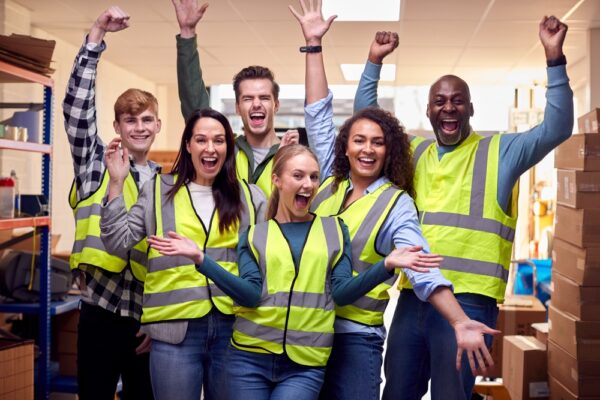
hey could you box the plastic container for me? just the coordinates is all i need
[0,177,15,218]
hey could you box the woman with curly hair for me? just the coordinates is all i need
[291,1,498,399]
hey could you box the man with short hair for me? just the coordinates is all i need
[63,6,158,399]
[174,0,286,196]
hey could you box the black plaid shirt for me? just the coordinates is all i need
[63,41,160,320]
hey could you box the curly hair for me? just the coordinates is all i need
[332,107,416,199]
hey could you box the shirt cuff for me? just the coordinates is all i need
[364,61,382,80]
[305,90,333,118]
[546,64,569,86]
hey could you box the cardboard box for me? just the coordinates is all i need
[547,304,600,361]
[549,374,600,400]
[552,238,600,286]
[532,322,549,345]
[548,340,600,397]
[485,296,547,377]
[555,134,600,171]
[55,309,79,333]
[554,206,600,247]
[556,170,600,209]
[0,338,34,400]
[503,336,549,400]
[551,271,600,321]
[578,108,600,134]
[58,353,77,377]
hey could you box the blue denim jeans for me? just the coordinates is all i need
[382,290,498,400]
[149,310,234,400]
[225,346,326,400]
[319,332,384,400]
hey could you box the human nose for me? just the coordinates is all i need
[443,100,455,112]
[206,140,216,152]
[135,119,144,130]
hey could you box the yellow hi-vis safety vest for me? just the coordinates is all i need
[401,133,518,301]
[232,217,344,367]
[311,177,404,326]
[143,174,256,324]
[69,170,148,281]
[235,149,273,197]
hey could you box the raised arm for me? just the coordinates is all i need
[290,0,337,178]
[499,16,573,209]
[63,6,129,199]
[173,0,210,120]
[354,31,398,112]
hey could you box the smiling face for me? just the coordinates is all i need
[235,78,279,141]
[427,75,474,146]
[113,109,161,159]
[273,152,320,222]
[345,118,386,185]
[185,117,228,186]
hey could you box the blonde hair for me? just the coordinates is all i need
[266,144,319,220]
[114,88,158,120]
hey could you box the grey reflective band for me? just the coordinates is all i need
[470,136,492,218]
[322,217,342,270]
[442,255,509,281]
[351,294,388,313]
[209,284,227,298]
[235,317,333,348]
[251,223,270,298]
[159,174,177,234]
[311,179,335,212]
[260,291,334,311]
[149,254,193,272]
[205,247,237,263]
[130,248,147,265]
[421,212,515,242]
[143,286,210,307]
[351,187,399,273]
[412,139,435,165]
[72,235,110,254]
[75,203,103,220]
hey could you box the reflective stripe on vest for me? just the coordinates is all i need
[312,176,404,325]
[404,134,517,300]
[235,148,273,196]
[232,217,343,367]
[69,170,148,281]
[143,174,254,323]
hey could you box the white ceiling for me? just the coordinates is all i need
[15,0,600,87]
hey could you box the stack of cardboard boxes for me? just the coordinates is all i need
[549,109,600,399]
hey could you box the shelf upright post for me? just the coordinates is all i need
[38,85,54,399]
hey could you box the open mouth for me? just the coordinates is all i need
[294,193,311,209]
[249,112,266,127]
[130,134,150,142]
[440,119,459,134]
[201,157,218,169]
[358,157,376,168]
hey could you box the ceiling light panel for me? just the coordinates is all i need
[322,0,401,21]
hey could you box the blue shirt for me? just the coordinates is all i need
[353,61,574,212]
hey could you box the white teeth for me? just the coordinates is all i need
[297,193,311,197]
[203,158,216,161]
[359,158,375,163]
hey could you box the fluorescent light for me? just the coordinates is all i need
[323,0,400,21]
[341,64,396,82]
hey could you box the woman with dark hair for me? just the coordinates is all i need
[100,108,266,400]
[147,144,441,400]
[291,2,498,399]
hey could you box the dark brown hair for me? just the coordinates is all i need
[332,107,415,198]
[266,144,319,220]
[168,108,241,233]
[233,66,280,102]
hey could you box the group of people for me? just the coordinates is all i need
[63,0,573,399]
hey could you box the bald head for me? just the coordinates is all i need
[426,75,474,146]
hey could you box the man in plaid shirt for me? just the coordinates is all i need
[63,6,158,399]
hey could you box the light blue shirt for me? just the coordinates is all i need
[354,61,574,212]
[305,94,453,337]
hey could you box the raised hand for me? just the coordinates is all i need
[539,15,568,61]
[368,31,399,65]
[289,0,337,45]
[105,137,130,201]
[384,246,443,273]
[89,6,130,44]
[148,231,204,265]
[172,0,209,38]
[454,319,500,375]
[280,129,300,147]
